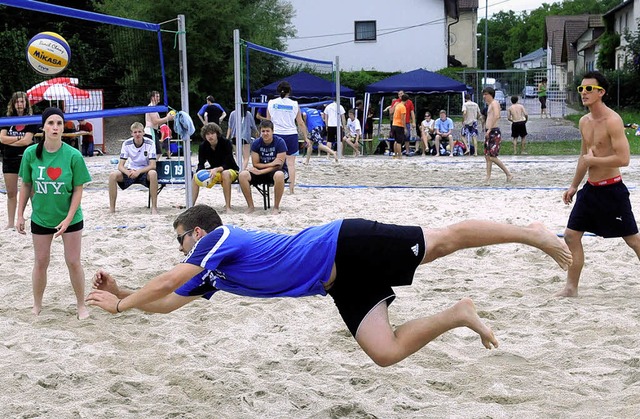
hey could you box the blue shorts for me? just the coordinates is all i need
[279,133,300,156]
[118,172,151,190]
[309,126,324,144]
[567,180,638,238]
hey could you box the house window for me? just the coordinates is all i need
[355,21,376,42]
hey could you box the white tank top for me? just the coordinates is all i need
[267,97,299,135]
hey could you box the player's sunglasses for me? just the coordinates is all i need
[577,85,604,93]
[176,229,194,245]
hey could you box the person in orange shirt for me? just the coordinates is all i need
[391,94,408,159]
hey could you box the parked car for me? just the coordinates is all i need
[522,85,537,98]
[494,90,506,110]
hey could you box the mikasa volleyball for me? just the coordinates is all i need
[26,32,71,76]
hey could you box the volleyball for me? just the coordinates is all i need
[194,170,213,188]
[26,32,71,76]
[169,110,176,117]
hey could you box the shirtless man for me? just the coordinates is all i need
[558,71,640,297]
[507,96,528,155]
[482,87,513,184]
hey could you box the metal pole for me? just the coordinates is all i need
[484,0,488,82]
[335,56,342,157]
[233,30,243,170]
[178,14,193,208]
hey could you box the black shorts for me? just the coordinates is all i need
[539,96,547,109]
[327,219,425,337]
[327,126,342,142]
[511,121,528,138]
[248,170,289,186]
[31,220,84,235]
[118,172,151,190]
[567,181,638,238]
[2,156,22,174]
[391,126,406,144]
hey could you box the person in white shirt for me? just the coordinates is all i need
[109,122,159,214]
[267,81,307,194]
[342,109,361,156]
[461,94,481,156]
[419,111,435,156]
[323,101,347,153]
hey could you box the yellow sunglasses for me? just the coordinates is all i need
[577,85,604,93]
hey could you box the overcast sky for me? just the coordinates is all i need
[480,0,555,17]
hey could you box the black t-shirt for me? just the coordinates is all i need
[197,137,239,172]
[1,123,39,159]
[204,104,224,123]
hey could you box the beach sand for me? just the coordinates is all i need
[1,153,639,418]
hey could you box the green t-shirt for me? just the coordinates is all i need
[19,143,91,228]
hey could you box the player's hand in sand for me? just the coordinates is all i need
[85,289,120,314]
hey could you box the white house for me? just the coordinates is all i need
[512,48,547,69]
[603,0,639,70]
[284,0,457,72]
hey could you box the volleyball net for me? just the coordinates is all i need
[0,0,176,128]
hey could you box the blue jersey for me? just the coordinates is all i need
[175,221,343,299]
[250,135,288,172]
[301,107,324,131]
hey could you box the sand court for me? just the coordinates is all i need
[0,154,639,417]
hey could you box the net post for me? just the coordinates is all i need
[178,14,193,208]
[234,29,243,171]
[335,56,342,157]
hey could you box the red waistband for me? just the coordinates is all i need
[588,175,622,186]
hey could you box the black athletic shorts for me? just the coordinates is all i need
[118,173,151,190]
[31,220,84,235]
[327,219,426,337]
[391,126,406,144]
[248,170,289,185]
[567,181,638,238]
[2,157,22,174]
[327,126,342,142]
[511,121,528,138]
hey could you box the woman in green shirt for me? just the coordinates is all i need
[538,77,548,118]
[17,108,92,319]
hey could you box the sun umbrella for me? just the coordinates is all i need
[27,78,90,105]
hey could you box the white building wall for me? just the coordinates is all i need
[284,0,447,72]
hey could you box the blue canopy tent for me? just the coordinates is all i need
[363,68,468,136]
[253,71,355,100]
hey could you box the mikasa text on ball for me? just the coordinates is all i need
[26,32,71,76]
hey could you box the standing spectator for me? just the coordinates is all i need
[109,122,159,215]
[419,111,435,156]
[507,96,528,154]
[227,105,258,170]
[301,106,337,164]
[482,87,513,184]
[389,90,416,148]
[194,123,239,211]
[145,90,175,155]
[198,95,226,126]
[364,106,374,140]
[0,91,37,229]
[159,123,172,159]
[461,94,481,155]
[267,81,308,194]
[238,120,288,214]
[538,77,548,118]
[16,107,92,319]
[323,100,346,153]
[342,109,362,156]
[391,95,408,159]
[434,110,454,157]
[78,119,94,157]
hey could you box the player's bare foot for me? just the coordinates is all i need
[528,222,572,271]
[245,207,255,214]
[223,207,233,214]
[506,174,514,182]
[32,305,42,316]
[271,207,281,215]
[483,177,490,186]
[453,298,498,349]
[77,305,90,320]
[554,285,578,298]
[151,208,158,215]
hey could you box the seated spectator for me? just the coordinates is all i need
[342,109,361,157]
[419,111,435,156]
[108,122,159,214]
[238,120,288,214]
[193,123,239,212]
[434,110,454,156]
